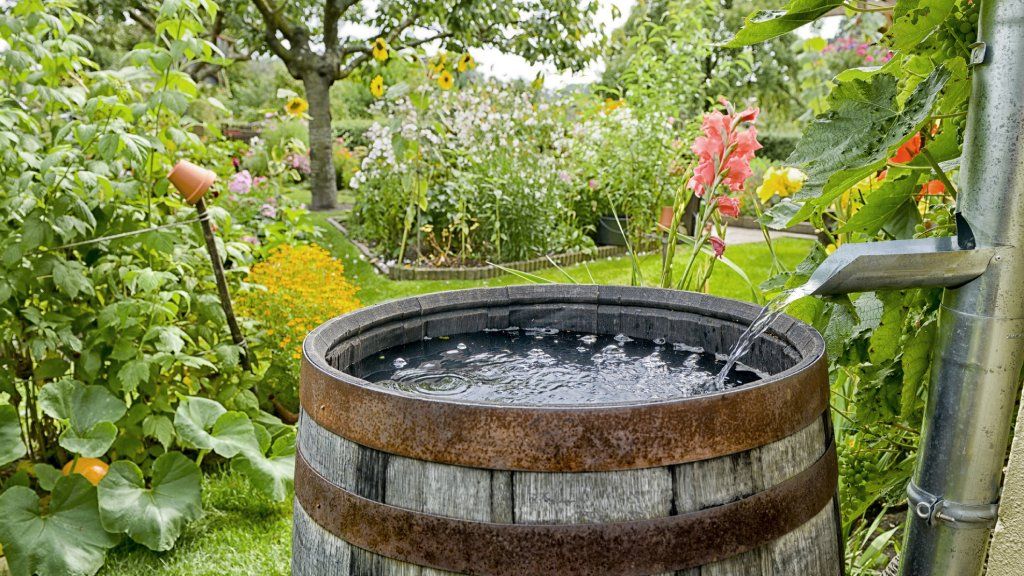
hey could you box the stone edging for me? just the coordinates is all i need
[326,217,630,281]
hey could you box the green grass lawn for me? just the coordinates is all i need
[98,210,814,576]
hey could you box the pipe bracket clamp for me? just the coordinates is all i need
[907,481,998,528]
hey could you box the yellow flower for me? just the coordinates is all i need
[372,37,389,62]
[756,167,805,203]
[437,70,454,90]
[603,98,623,113]
[457,53,475,72]
[370,75,385,99]
[531,72,545,91]
[430,52,448,74]
[285,96,308,117]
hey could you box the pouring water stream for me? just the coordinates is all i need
[714,282,816,388]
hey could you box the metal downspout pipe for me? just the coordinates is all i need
[899,1,1024,574]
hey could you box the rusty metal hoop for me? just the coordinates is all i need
[301,285,828,472]
[295,438,838,576]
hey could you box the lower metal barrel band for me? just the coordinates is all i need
[907,481,999,527]
[294,439,837,576]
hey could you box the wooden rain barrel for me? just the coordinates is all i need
[293,285,842,575]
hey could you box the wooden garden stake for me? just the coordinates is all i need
[168,160,253,372]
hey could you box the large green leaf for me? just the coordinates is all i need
[97,452,202,551]
[232,430,296,502]
[39,381,127,457]
[789,67,950,207]
[0,475,120,576]
[887,0,956,52]
[173,396,258,458]
[0,405,26,467]
[869,291,910,365]
[841,173,921,236]
[725,1,842,47]
[900,318,937,421]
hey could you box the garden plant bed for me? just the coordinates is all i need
[328,217,635,281]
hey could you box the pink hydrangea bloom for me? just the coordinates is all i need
[228,170,253,195]
[260,203,277,219]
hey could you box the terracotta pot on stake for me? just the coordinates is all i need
[167,160,252,372]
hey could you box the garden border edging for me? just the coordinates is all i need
[326,217,632,281]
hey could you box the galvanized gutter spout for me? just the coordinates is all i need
[804,1,1024,574]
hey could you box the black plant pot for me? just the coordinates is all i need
[595,215,629,246]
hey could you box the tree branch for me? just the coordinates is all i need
[324,0,360,52]
[251,0,309,60]
[336,19,451,80]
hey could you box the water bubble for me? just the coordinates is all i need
[614,333,634,344]
[653,337,667,345]
[393,358,407,369]
[576,346,588,352]
[456,342,467,350]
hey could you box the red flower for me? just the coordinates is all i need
[891,133,922,164]
[687,106,762,197]
[710,236,726,258]
[917,179,946,200]
[716,196,741,218]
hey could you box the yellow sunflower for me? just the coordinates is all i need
[437,70,454,90]
[285,96,308,117]
[370,75,385,99]
[430,52,448,74]
[457,53,475,72]
[372,37,388,62]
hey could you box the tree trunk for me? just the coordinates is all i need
[303,73,338,211]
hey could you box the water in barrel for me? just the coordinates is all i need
[352,328,764,405]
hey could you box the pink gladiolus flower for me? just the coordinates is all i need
[716,196,741,218]
[687,105,762,197]
[228,170,253,195]
[710,236,726,258]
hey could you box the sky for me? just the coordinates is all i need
[474,0,843,89]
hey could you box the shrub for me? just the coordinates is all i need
[350,79,687,265]
[239,245,361,410]
[757,132,801,162]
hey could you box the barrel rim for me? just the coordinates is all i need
[300,285,828,471]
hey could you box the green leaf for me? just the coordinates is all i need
[52,260,93,298]
[869,291,909,365]
[0,475,120,576]
[888,0,956,52]
[34,463,63,492]
[790,68,950,206]
[117,359,151,393]
[900,318,937,421]
[61,421,119,458]
[174,397,258,458]
[40,381,127,457]
[759,199,804,230]
[98,452,202,551]
[725,1,842,47]
[0,405,26,467]
[143,414,175,450]
[841,173,920,236]
[232,430,296,502]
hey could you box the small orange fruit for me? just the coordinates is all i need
[62,458,109,486]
